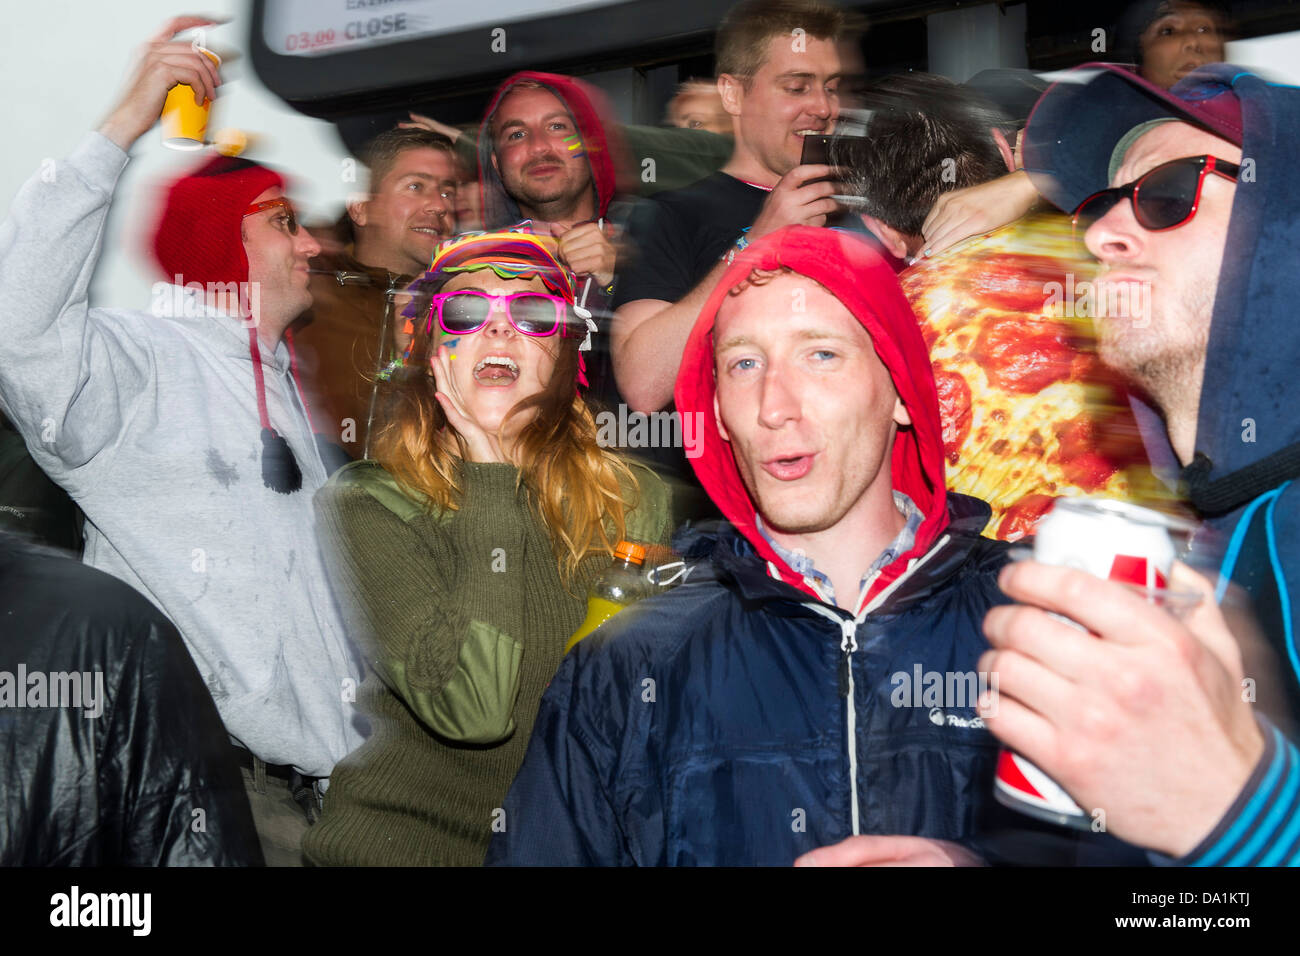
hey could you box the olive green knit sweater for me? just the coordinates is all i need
[302,458,672,866]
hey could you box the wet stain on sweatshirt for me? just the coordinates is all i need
[206,448,240,489]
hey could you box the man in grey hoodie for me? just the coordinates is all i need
[0,15,366,864]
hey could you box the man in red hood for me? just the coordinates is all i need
[487,227,1133,866]
[479,72,622,290]
[477,71,628,407]
[691,227,948,609]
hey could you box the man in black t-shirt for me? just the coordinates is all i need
[612,0,861,417]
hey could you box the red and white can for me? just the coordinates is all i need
[993,497,1190,830]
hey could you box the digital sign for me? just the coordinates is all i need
[263,0,620,58]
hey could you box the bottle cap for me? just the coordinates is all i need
[614,541,647,565]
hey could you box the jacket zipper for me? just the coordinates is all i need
[806,603,865,836]
[837,614,861,835]
[801,534,952,838]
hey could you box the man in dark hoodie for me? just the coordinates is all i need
[982,63,1300,866]
[486,226,1117,866]
[477,71,624,408]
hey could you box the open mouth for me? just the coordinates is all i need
[473,355,520,386]
[412,226,445,237]
[763,453,814,481]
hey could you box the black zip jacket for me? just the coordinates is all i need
[0,533,262,865]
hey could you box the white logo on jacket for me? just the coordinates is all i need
[928,707,986,730]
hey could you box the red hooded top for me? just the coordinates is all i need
[476,71,631,229]
[674,225,950,610]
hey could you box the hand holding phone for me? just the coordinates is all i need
[747,162,840,241]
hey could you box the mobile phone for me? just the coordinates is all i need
[800,133,832,168]
[799,134,873,231]
[800,133,871,185]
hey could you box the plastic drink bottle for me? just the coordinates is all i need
[564,541,649,653]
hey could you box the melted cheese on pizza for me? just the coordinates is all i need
[903,215,1161,540]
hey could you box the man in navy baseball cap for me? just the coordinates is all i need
[981,62,1300,867]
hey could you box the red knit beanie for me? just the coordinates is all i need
[152,155,284,288]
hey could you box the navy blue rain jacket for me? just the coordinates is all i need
[487,502,1119,865]
[488,227,1134,866]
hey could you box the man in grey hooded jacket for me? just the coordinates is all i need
[0,15,366,864]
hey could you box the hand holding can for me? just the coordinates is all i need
[161,45,221,150]
[980,549,1265,857]
[97,17,223,152]
[993,497,1198,830]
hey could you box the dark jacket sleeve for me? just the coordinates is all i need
[485,646,639,866]
[1159,718,1300,867]
[0,534,261,866]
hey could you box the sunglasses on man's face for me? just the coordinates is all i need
[242,198,299,235]
[1072,155,1239,250]
[427,290,581,338]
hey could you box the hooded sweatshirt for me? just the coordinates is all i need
[477,72,633,419]
[0,133,366,778]
[476,71,629,231]
[1166,67,1300,866]
[487,227,1137,865]
[1023,63,1300,866]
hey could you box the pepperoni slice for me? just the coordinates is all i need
[933,368,972,464]
[1053,415,1120,492]
[973,314,1075,395]
[967,253,1072,314]
[997,493,1056,542]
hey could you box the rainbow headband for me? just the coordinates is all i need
[425,231,576,301]
[387,229,595,386]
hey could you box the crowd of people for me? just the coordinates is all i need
[1,0,1297,868]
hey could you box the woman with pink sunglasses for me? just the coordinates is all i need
[302,232,672,866]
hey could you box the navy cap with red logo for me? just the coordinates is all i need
[1022,62,1244,214]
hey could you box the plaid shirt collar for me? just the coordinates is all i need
[755,491,923,606]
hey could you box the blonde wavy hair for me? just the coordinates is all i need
[371,273,639,584]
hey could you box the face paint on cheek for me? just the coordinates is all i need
[442,337,460,360]
[563,133,586,158]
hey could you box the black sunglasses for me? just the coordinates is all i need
[1072,155,1239,248]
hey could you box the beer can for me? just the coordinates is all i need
[993,497,1189,830]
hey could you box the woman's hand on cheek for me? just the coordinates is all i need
[430,345,507,464]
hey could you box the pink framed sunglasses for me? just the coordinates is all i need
[426,290,582,338]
